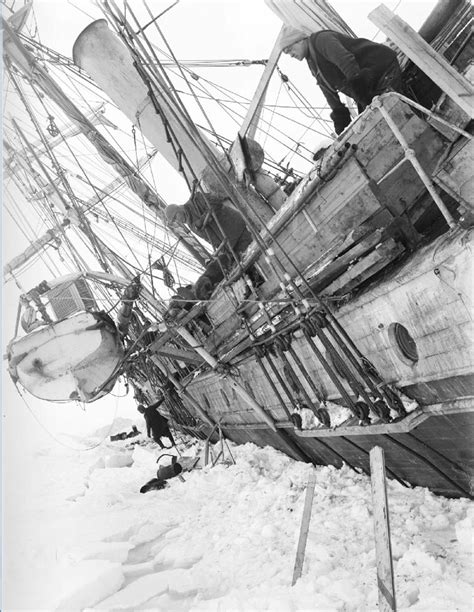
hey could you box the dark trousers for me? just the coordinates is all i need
[201,231,253,285]
[153,428,176,449]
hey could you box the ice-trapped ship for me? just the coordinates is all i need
[4,0,473,497]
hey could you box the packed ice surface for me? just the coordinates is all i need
[3,418,472,611]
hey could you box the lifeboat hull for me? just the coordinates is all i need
[7,311,124,402]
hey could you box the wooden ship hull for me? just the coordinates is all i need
[127,6,474,499]
[5,1,473,499]
[127,87,473,498]
[177,225,472,499]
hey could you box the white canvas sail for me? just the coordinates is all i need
[73,19,286,215]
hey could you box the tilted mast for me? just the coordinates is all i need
[2,17,210,267]
[242,0,355,140]
[3,224,66,278]
[72,7,287,218]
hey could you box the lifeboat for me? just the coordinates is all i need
[7,310,124,402]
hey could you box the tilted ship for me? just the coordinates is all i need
[4,0,473,498]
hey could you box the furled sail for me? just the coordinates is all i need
[73,19,217,182]
[73,19,286,216]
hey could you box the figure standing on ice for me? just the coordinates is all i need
[137,400,176,449]
[281,25,403,134]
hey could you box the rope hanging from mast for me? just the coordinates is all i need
[36,0,407,424]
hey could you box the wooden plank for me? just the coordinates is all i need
[206,104,456,354]
[322,238,404,296]
[292,469,317,586]
[369,5,474,118]
[308,229,384,291]
[433,138,474,211]
[278,190,381,272]
[155,345,204,364]
[300,221,376,280]
[370,446,397,612]
[384,434,470,493]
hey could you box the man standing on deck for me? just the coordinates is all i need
[165,192,253,300]
[281,25,402,135]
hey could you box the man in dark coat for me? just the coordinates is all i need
[165,192,253,299]
[137,400,176,449]
[281,26,402,134]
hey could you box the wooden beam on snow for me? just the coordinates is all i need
[370,446,397,612]
[292,469,317,585]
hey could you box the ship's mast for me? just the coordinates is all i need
[73,5,287,218]
[242,0,355,141]
[3,16,210,267]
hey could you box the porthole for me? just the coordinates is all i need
[388,322,418,364]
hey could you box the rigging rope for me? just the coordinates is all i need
[165,64,319,169]
[16,384,122,452]
[7,65,91,273]
[114,6,406,418]
[26,63,185,280]
[150,13,229,158]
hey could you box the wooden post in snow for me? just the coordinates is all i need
[368,5,474,118]
[291,469,317,586]
[370,446,397,611]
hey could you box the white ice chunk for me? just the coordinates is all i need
[300,408,317,429]
[67,541,133,564]
[92,417,136,439]
[455,515,472,553]
[154,544,203,569]
[122,561,156,580]
[431,513,450,530]
[131,522,172,546]
[397,546,444,576]
[132,444,160,468]
[104,453,133,468]
[92,572,168,609]
[88,456,105,474]
[53,560,123,612]
[165,568,199,596]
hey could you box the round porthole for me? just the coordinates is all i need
[388,322,418,364]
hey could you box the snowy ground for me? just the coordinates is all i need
[3,418,472,612]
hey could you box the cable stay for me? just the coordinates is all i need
[98,3,411,428]
[4,17,211,268]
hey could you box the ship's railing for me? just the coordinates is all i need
[230,90,472,284]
